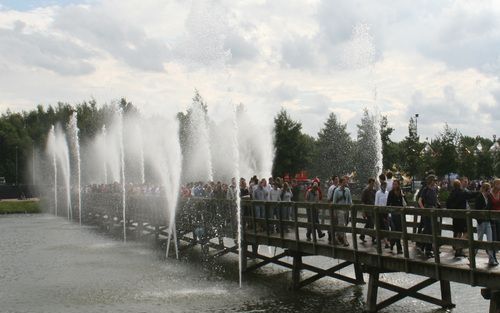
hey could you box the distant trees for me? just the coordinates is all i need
[0,98,134,185]
[1,93,499,185]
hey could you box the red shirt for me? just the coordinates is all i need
[491,191,500,211]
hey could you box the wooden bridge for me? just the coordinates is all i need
[76,193,500,312]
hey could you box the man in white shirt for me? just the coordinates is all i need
[374,181,389,247]
[327,175,339,202]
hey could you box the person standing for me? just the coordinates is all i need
[305,181,325,241]
[418,175,441,258]
[386,171,394,192]
[490,179,500,258]
[475,182,497,266]
[291,179,300,202]
[269,183,282,232]
[446,179,478,257]
[281,182,293,232]
[386,180,406,254]
[252,178,268,222]
[333,176,352,246]
[375,181,390,248]
[327,175,339,202]
[360,177,376,243]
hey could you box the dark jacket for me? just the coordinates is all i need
[361,186,376,205]
[387,190,406,207]
[475,193,492,224]
[446,188,477,210]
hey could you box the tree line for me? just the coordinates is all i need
[274,109,500,182]
[0,92,498,185]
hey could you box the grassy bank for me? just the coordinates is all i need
[0,200,40,214]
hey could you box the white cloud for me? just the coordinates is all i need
[0,0,499,143]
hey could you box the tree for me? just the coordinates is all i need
[401,117,424,178]
[311,112,353,180]
[433,124,459,177]
[272,109,311,177]
[354,109,380,185]
[380,115,399,171]
[457,135,477,179]
[476,137,494,179]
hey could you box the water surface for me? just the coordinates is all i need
[0,214,489,312]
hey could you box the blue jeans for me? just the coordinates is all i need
[477,221,496,263]
[255,205,264,219]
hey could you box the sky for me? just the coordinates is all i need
[0,0,499,141]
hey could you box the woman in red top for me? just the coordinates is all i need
[492,179,500,211]
[491,179,500,260]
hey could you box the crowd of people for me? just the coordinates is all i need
[80,171,500,264]
[358,172,500,263]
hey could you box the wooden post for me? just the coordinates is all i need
[354,263,365,285]
[292,252,303,290]
[155,225,160,242]
[136,220,143,240]
[490,290,500,313]
[439,280,452,309]
[366,271,380,313]
[466,211,476,286]
[241,244,248,272]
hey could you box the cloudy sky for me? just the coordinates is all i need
[0,0,499,141]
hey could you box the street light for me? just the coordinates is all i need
[491,135,500,176]
[414,113,419,137]
[15,145,18,186]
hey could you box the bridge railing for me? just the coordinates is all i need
[241,200,500,271]
[80,193,500,272]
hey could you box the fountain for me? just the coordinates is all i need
[116,109,127,242]
[344,23,383,178]
[47,126,58,216]
[142,116,182,259]
[183,98,214,183]
[46,124,72,219]
[100,125,108,184]
[230,106,243,288]
[68,113,82,225]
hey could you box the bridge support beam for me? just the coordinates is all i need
[365,270,455,312]
[481,288,500,313]
[491,290,500,313]
[291,251,302,290]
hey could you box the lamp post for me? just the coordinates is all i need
[415,113,419,138]
[490,135,500,176]
[15,145,18,186]
[32,141,35,186]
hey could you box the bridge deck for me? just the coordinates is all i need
[77,195,500,311]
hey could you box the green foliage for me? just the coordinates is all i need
[0,200,40,214]
[311,112,353,179]
[380,115,399,171]
[400,117,424,178]
[433,124,459,177]
[272,109,312,177]
[0,98,135,184]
